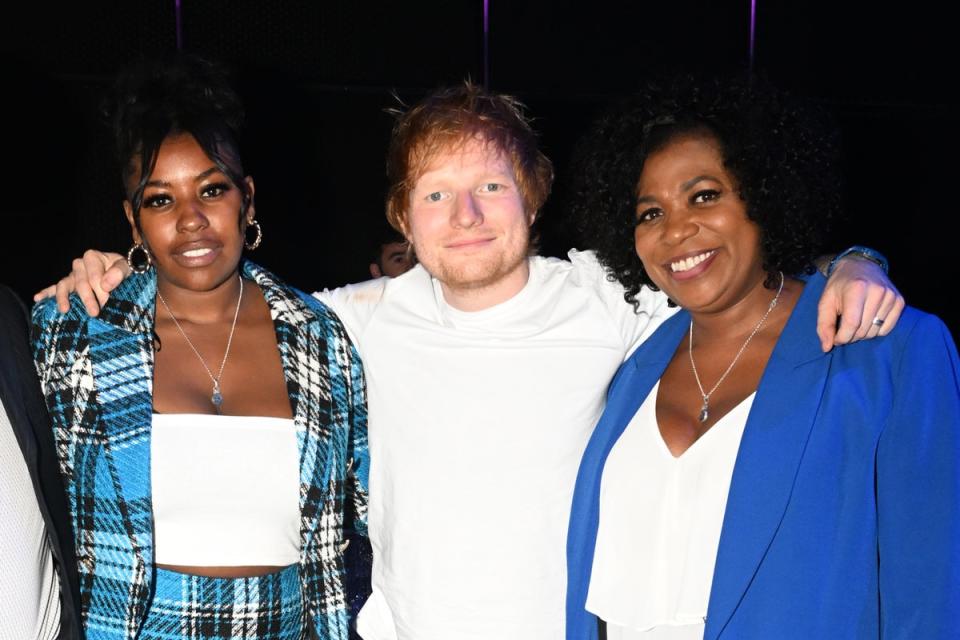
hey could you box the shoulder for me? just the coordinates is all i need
[313,276,388,313]
[845,305,949,358]
[0,284,27,327]
[247,261,355,343]
[0,283,22,308]
[819,304,957,403]
[558,249,668,311]
[311,267,433,342]
[31,294,91,337]
[883,306,955,365]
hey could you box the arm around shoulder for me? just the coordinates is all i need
[876,311,960,638]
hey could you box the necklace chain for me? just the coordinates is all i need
[688,272,784,424]
[156,275,244,414]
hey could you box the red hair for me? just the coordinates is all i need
[385,81,554,233]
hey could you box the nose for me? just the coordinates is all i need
[452,192,483,229]
[661,210,698,245]
[176,198,210,233]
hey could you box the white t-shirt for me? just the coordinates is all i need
[0,396,61,640]
[315,250,674,640]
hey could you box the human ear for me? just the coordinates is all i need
[242,176,256,223]
[123,200,143,245]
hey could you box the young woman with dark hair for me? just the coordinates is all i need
[32,55,368,640]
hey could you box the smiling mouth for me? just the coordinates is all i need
[180,247,214,258]
[447,237,494,249]
[669,250,717,273]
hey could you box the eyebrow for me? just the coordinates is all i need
[144,166,221,188]
[636,174,720,205]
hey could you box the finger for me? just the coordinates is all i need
[33,284,57,302]
[865,288,900,339]
[816,287,840,352]
[878,291,905,337]
[55,276,73,313]
[832,280,869,346]
[70,258,103,317]
[850,284,887,342]
[101,256,130,292]
[82,250,113,306]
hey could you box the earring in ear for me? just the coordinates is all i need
[126,243,153,274]
[244,219,262,250]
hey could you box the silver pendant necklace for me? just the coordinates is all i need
[688,272,784,423]
[156,275,244,414]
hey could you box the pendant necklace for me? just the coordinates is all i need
[157,275,244,414]
[688,272,784,423]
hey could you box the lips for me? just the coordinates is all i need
[445,236,495,250]
[171,239,223,266]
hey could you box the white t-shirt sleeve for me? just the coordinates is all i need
[567,249,677,358]
[312,277,388,349]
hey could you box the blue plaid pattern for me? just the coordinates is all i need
[32,261,368,640]
[139,566,303,640]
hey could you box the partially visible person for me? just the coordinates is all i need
[1,285,82,639]
[566,77,957,639]
[368,221,414,278]
[31,55,367,639]
[36,82,901,640]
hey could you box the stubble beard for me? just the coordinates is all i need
[420,231,531,297]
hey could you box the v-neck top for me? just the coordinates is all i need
[586,380,755,638]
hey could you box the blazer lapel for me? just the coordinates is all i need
[704,277,832,639]
[568,310,690,640]
[87,272,157,635]
[244,262,328,553]
[594,308,691,472]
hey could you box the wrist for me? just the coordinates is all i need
[826,245,889,277]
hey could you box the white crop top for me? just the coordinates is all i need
[151,413,301,566]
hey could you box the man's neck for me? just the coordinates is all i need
[439,259,531,312]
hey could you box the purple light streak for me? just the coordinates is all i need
[175,0,183,50]
[483,0,490,88]
[749,0,756,71]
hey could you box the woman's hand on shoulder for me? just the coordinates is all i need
[33,250,129,316]
[817,257,905,352]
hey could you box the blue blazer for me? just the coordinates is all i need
[567,275,960,639]
[32,261,369,640]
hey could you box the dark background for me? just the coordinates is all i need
[1,1,954,333]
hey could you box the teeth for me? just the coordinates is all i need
[182,248,213,258]
[671,250,714,273]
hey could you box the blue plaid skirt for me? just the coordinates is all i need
[139,565,305,640]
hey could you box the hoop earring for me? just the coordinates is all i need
[244,219,262,250]
[126,243,153,274]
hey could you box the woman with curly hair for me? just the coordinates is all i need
[565,77,960,639]
[31,55,368,639]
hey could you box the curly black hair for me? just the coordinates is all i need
[102,53,250,229]
[569,75,842,310]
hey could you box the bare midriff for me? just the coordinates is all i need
[156,564,292,578]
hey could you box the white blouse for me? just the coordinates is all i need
[586,380,754,639]
[151,413,301,566]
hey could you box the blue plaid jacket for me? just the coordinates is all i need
[32,261,368,640]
